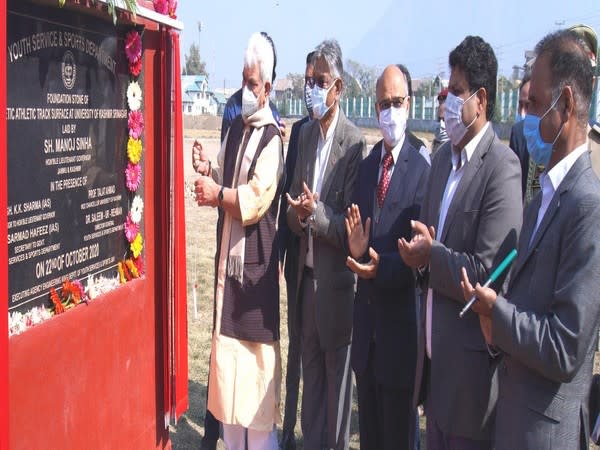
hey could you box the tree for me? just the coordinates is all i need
[414,77,435,98]
[343,59,377,98]
[183,42,207,77]
[287,72,305,99]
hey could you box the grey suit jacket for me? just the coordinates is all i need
[492,151,600,450]
[286,108,366,351]
[414,124,523,440]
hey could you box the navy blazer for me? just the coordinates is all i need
[350,138,429,389]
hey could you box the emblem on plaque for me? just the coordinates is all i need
[61,50,76,90]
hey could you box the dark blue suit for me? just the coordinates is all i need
[508,120,529,199]
[351,138,429,450]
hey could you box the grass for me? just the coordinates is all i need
[170,132,599,450]
[170,185,365,449]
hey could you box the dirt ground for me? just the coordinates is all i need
[171,115,600,450]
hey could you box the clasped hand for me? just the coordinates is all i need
[192,139,219,207]
[286,182,319,221]
[192,139,211,176]
[397,220,435,268]
[195,176,219,207]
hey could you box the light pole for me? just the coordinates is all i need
[198,21,202,48]
[197,21,202,76]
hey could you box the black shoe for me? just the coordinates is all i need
[280,430,296,450]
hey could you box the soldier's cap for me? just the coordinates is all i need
[568,24,598,62]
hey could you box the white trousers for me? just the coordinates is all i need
[222,423,278,450]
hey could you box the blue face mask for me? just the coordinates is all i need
[523,93,564,167]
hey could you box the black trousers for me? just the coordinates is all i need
[355,342,416,450]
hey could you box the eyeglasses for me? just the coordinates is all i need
[306,77,336,89]
[378,96,408,110]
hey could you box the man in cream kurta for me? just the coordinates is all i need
[193,32,283,450]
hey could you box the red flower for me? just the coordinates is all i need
[62,280,82,305]
[125,259,140,278]
[50,288,65,314]
[129,57,142,77]
[133,255,145,276]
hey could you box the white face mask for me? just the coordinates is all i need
[311,80,337,119]
[444,90,479,146]
[378,105,408,148]
[242,85,262,118]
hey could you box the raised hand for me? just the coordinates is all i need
[345,203,370,259]
[346,247,380,279]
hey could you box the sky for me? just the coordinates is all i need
[176,0,600,90]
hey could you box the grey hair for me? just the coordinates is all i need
[243,32,274,84]
[311,39,344,80]
[535,29,593,127]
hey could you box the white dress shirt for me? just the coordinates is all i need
[372,136,405,225]
[305,106,340,268]
[426,122,490,358]
[529,142,589,246]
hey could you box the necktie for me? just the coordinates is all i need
[376,151,393,208]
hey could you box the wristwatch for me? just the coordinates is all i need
[218,185,224,207]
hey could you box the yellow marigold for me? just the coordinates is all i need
[130,233,143,258]
[117,261,127,284]
[127,137,142,164]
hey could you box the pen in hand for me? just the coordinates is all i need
[459,249,518,318]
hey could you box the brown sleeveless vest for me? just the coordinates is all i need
[215,115,282,342]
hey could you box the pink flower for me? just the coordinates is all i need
[124,212,140,242]
[125,162,142,192]
[168,0,177,18]
[129,57,142,77]
[153,0,168,14]
[128,110,144,139]
[125,31,142,65]
[71,280,89,303]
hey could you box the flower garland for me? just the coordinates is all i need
[120,28,145,283]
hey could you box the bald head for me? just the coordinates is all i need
[376,65,411,150]
[376,64,409,116]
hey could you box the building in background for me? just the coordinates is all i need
[181,75,227,115]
